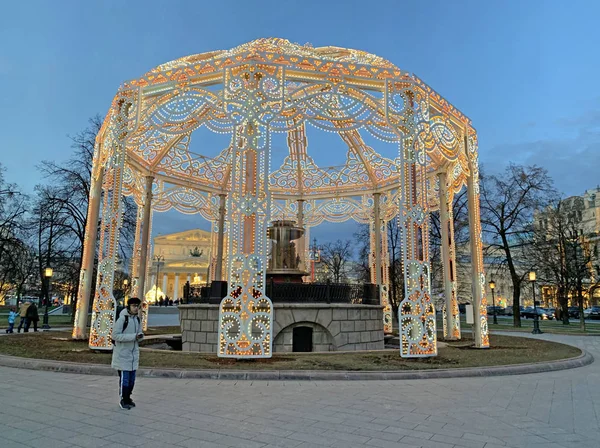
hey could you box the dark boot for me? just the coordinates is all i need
[120,388,132,410]
[125,385,136,407]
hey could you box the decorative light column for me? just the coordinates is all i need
[373,193,382,287]
[218,64,277,358]
[465,130,489,348]
[73,166,104,339]
[89,97,134,350]
[162,273,168,299]
[296,199,306,272]
[215,193,227,281]
[390,81,436,357]
[370,193,393,333]
[137,175,153,329]
[438,170,460,340]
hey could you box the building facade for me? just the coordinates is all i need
[146,229,213,302]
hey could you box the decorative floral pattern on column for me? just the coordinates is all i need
[218,63,284,358]
[386,79,437,357]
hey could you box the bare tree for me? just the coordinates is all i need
[0,165,30,302]
[31,185,71,306]
[480,164,556,327]
[7,241,37,306]
[353,224,371,284]
[353,219,405,317]
[386,218,404,319]
[38,115,137,314]
[320,239,354,283]
[533,198,595,328]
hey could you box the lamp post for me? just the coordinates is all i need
[309,238,321,282]
[489,280,498,325]
[530,271,543,334]
[42,267,53,330]
[153,255,164,305]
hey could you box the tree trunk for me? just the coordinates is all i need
[578,282,585,332]
[579,295,586,331]
[559,290,570,325]
[512,283,521,327]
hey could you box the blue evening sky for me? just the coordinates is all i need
[1,0,599,243]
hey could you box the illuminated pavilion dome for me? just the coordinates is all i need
[76,38,488,358]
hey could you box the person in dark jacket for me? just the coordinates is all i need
[25,303,39,332]
[111,297,144,410]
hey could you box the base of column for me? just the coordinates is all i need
[72,328,87,340]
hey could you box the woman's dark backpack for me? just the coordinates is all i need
[110,310,130,345]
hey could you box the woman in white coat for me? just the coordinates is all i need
[111,297,144,410]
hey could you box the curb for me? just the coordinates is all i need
[0,350,592,381]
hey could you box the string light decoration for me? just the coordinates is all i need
[465,129,489,348]
[370,220,393,334]
[439,171,461,340]
[74,38,488,355]
[89,94,138,348]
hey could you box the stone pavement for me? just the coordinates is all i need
[0,332,599,448]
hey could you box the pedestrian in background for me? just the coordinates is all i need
[6,307,17,333]
[25,302,39,332]
[17,301,30,333]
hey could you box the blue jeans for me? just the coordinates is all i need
[6,322,14,333]
[118,370,136,400]
[17,317,28,332]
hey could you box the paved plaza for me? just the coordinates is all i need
[0,332,599,448]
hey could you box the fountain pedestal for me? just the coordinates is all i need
[267,220,308,283]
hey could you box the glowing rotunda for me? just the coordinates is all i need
[73,38,489,358]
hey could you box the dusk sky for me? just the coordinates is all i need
[1,0,599,242]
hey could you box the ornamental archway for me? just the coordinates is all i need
[73,38,489,358]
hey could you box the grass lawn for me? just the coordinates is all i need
[452,316,600,335]
[0,332,581,371]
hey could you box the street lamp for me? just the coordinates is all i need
[154,255,164,305]
[308,238,321,282]
[529,271,543,334]
[489,280,498,325]
[42,267,53,330]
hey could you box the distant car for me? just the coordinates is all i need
[584,308,593,318]
[505,307,513,316]
[487,306,505,316]
[568,307,580,319]
[588,306,600,320]
[521,307,551,320]
[520,307,533,317]
[487,306,504,316]
[543,308,555,320]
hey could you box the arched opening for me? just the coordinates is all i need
[292,326,313,352]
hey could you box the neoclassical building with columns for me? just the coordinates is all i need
[146,229,214,302]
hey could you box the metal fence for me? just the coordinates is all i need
[185,281,379,305]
